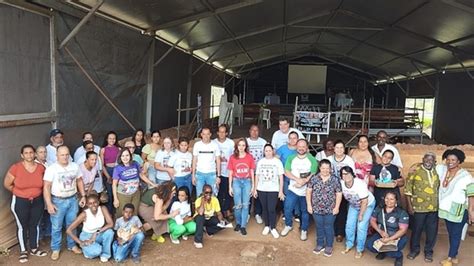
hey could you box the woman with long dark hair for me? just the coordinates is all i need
[131,129,146,156]
[100,131,121,214]
[349,135,375,187]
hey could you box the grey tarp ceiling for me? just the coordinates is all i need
[31,0,474,83]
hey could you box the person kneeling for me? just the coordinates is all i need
[66,194,114,262]
[366,192,408,266]
[169,187,196,244]
[113,203,145,264]
[194,185,225,248]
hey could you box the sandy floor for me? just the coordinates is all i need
[2,216,473,266]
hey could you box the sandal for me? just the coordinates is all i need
[19,251,28,263]
[30,249,48,257]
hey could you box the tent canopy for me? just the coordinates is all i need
[34,0,474,83]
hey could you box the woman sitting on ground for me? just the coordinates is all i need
[138,181,177,244]
[366,191,408,266]
[168,187,196,244]
[66,194,114,263]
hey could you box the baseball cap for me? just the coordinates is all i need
[50,128,64,137]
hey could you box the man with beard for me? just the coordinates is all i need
[405,152,440,262]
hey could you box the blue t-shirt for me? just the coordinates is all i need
[113,162,141,195]
[114,215,143,231]
[276,145,297,180]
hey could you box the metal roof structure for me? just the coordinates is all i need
[31,0,474,83]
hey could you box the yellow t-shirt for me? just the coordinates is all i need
[141,144,158,162]
[194,196,221,219]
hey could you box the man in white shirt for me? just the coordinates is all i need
[43,146,86,260]
[271,118,304,149]
[246,124,267,224]
[192,128,221,196]
[73,131,101,162]
[371,130,403,168]
[213,124,235,219]
[46,129,66,165]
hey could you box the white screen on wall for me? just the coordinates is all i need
[288,65,327,94]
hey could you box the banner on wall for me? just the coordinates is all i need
[295,111,330,135]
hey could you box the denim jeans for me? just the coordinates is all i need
[345,201,375,252]
[445,210,468,258]
[232,178,252,228]
[313,213,336,248]
[410,211,438,256]
[50,196,79,251]
[283,178,300,216]
[367,233,408,259]
[79,229,114,259]
[174,174,193,196]
[112,231,145,262]
[284,190,309,230]
[195,171,217,197]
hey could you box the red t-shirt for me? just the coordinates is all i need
[9,162,45,199]
[227,153,255,179]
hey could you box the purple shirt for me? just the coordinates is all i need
[113,162,141,195]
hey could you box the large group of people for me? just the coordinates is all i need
[3,120,474,266]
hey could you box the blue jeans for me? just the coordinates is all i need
[445,210,468,258]
[367,233,408,259]
[195,171,217,196]
[313,213,336,248]
[113,231,145,262]
[345,202,375,252]
[174,174,193,195]
[79,229,114,259]
[232,178,251,228]
[283,178,300,216]
[50,196,79,251]
[284,190,309,230]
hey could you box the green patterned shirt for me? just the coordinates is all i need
[405,164,439,212]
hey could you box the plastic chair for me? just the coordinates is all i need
[261,108,271,129]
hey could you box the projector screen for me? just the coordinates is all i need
[288,65,327,94]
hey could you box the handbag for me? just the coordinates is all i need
[372,210,399,252]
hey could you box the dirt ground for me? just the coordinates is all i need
[2,216,473,266]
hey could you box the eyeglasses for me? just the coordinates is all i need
[341,172,350,175]
[204,191,212,195]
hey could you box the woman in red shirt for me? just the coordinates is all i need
[4,145,48,263]
[228,138,255,236]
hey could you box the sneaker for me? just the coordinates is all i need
[182,235,188,241]
[294,216,300,223]
[194,242,203,249]
[240,227,247,236]
[171,237,180,244]
[282,216,286,221]
[69,246,82,254]
[355,251,363,259]
[395,256,403,266]
[100,256,109,263]
[151,234,166,243]
[440,257,458,265]
[424,254,433,263]
[270,229,280,239]
[281,226,292,236]
[323,247,333,257]
[376,253,386,260]
[131,256,141,264]
[51,250,60,261]
[313,246,325,255]
[336,235,344,242]
[300,230,308,241]
[255,214,263,224]
[262,226,270,235]
[234,224,241,232]
[407,251,419,260]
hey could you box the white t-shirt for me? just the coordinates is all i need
[329,155,356,179]
[170,201,192,225]
[43,162,82,198]
[46,144,73,165]
[192,141,220,173]
[371,144,403,168]
[286,154,318,196]
[316,150,330,161]
[256,157,284,192]
[213,138,235,177]
[154,150,175,181]
[341,178,375,209]
[168,151,193,177]
[246,137,267,163]
[271,128,304,149]
[73,145,100,162]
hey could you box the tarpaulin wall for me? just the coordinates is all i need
[0,5,54,249]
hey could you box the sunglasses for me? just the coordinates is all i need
[204,191,212,195]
